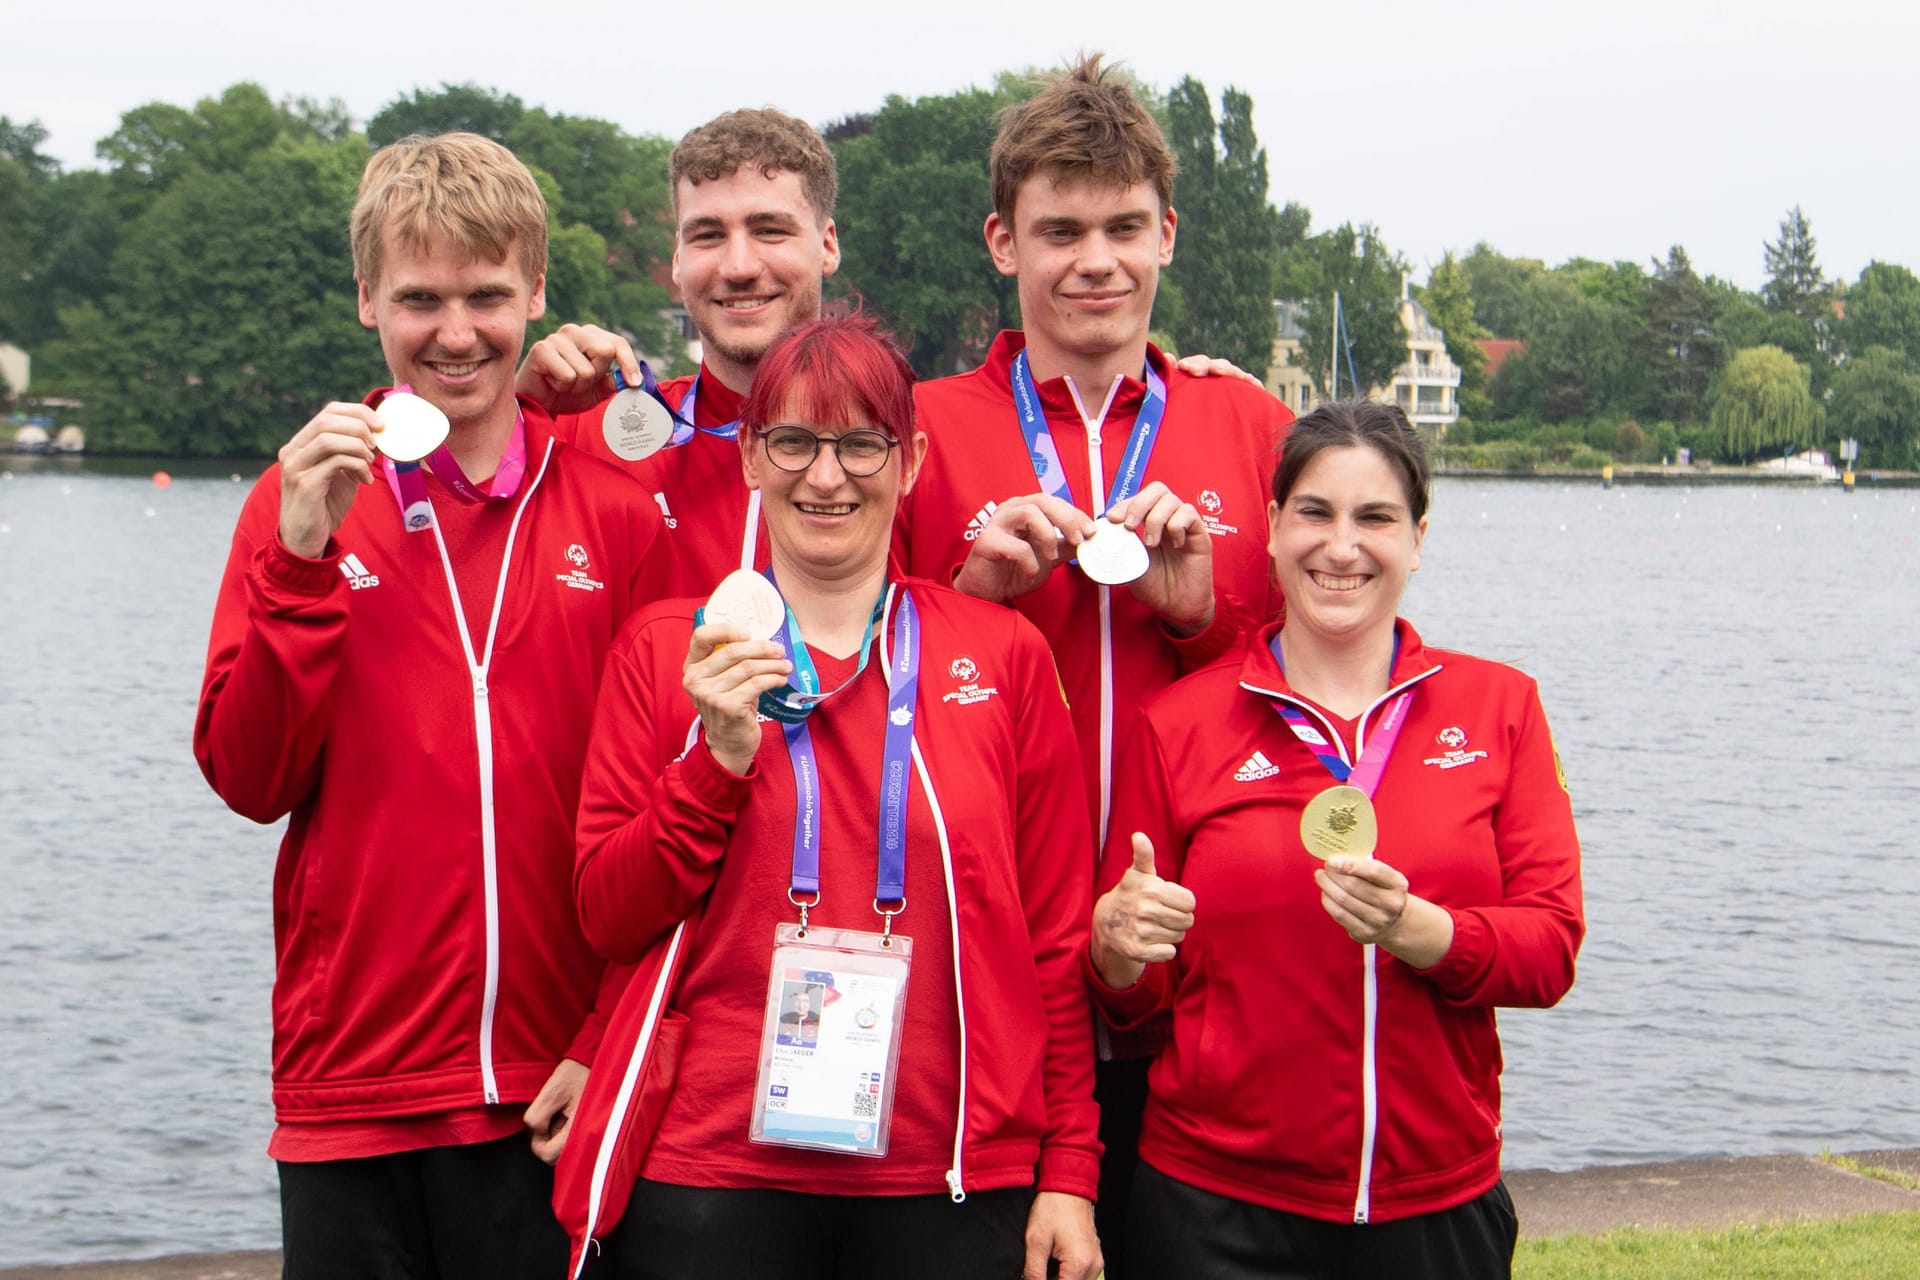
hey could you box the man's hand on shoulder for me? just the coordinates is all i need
[1172,351,1262,386]
[516,323,640,416]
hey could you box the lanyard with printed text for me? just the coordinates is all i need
[381,391,527,533]
[1009,348,1167,514]
[1268,634,1413,796]
[772,585,920,916]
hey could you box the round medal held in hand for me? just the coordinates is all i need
[702,569,787,643]
[602,386,675,462]
[1075,519,1150,586]
[373,392,450,463]
[1299,784,1378,861]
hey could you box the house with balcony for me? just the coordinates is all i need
[1389,280,1462,434]
[1266,284,1464,437]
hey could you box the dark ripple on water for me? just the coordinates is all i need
[3,471,1917,1262]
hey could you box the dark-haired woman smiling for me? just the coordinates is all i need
[1087,399,1584,1279]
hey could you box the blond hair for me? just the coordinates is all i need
[350,132,548,286]
[990,53,1177,223]
[669,108,836,224]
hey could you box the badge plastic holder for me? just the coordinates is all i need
[749,922,911,1158]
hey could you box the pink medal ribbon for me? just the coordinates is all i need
[380,388,528,533]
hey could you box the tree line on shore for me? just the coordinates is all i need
[2,78,1915,468]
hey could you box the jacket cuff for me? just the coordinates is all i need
[1418,905,1486,1002]
[1166,590,1246,670]
[563,1010,608,1068]
[258,534,344,597]
[1036,1145,1102,1202]
[679,736,757,811]
[1083,943,1165,1030]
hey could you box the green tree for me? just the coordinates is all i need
[1416,251,1489,395]
[1489,274,1639,423]
[1160,78,1280,376]
[367,84,526,147]
[0,155,32,342]
[1710,345,1815,462]
[1837,261,1920,361]
[1828,345,1920,468]
[1459,243,1545,338]
[1278,221,1406,396]
[1762,205,1828,321]
[1636,246,1721,424]
[832,82,1022,376]
[48,133,383,454]
[17,170,118,352]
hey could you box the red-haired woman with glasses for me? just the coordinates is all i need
[558,314,1102,1280]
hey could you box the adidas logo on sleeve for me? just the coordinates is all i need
[339,553,379,591]
[962,500,999,542]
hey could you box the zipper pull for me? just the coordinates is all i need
[945,1168,966,1203]
[472,672,488,698]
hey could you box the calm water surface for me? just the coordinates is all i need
[1,461,1916,1264]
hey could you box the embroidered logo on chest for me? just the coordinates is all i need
[940,655,999,706]
[1423,725,1489,771]
[1196,487,1240,537]
[556,542,606,592]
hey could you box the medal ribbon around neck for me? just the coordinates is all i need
[381,387,528,532]
[762,581,920,905]
[1267,633,1413,796]
[1009,348,1167,515]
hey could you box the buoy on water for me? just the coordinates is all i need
[1843,469,1856,494]
[152,471,172,488]
[1601,464,1614,490]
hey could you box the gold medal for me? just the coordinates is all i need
[1299,784,1377,861]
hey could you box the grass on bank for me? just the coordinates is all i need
[1515,1213,1920,1279]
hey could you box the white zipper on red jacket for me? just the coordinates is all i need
[1241,662,1441,1223]
[1062,374,1125,848]
[425,437,556,1105]
[738,490,761,572]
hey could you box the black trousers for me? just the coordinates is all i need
[592,1179,1036,1280]
[1092,1055,1152,1280]
[278,1133,567,1280]
[1131,1161,1519,1280]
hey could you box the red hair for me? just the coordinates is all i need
[742,313,917,441]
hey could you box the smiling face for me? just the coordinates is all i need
[1267,444,1427,648]
[358,232,545,437]
[672,167,840,393]
[743,395,927,591]
[986,174,1174,384]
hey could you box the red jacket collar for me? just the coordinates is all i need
[1237,617,1436,700]
[980,330,1171,418]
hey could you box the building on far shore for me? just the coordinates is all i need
[0,342,28,411]
[1265,281,1465,438]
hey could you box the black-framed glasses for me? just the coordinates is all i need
[757,425,901,477]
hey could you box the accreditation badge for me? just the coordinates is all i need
[750,923,911,1158]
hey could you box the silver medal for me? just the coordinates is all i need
[703,568,787,642]
[1076,519,1150,586]
[374,392,450,463]
[601,388,674,462]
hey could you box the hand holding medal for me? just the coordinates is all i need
[687,570,794,775]
[371,391,450,463]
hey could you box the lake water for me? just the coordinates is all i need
[1,460,1917,1265]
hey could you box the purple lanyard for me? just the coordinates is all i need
[1268,634,1413,796]
[611,365,741,446]
[1009,349,1167,513]
[382,391,528,532]
[776,587,920,905]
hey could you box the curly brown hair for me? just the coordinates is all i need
[669,108,836,225]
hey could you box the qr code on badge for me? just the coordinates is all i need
[852,1090,879,1119]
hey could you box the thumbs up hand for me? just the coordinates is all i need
[1091,833,1198,990]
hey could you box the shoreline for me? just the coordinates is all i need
[5,1149,1915,1278]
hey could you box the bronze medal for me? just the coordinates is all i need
[1299,784,1377,861]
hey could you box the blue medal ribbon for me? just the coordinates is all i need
[1268,634,1413,796]
[1008,349,1168,514]
[733,582,917,905]
[611,364,741,446]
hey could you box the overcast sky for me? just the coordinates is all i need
[9,0,1914,292]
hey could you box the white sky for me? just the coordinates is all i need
[8,0,1915,292]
